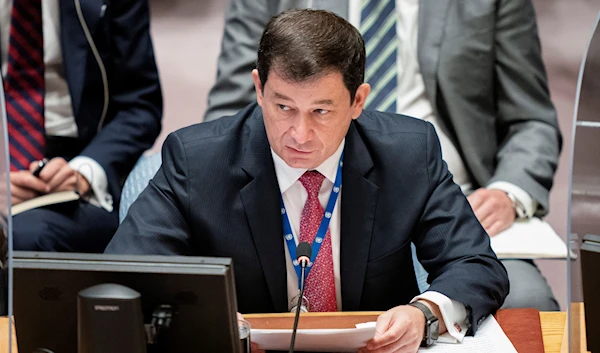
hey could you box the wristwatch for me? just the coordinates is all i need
[408,301,439,347]
[504,191,528,220]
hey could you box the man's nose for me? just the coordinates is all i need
[290,114,312,145]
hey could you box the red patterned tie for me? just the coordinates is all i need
[5,0,45,171]
[298,171,337,312]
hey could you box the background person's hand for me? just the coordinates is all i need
[467,188,515,237]
[29,157,91,195]
[236,312,265,353]
[10,170,50,205]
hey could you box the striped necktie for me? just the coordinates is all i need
[5,0,45,171]
[360,0,398,113]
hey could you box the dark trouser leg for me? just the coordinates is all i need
[13,201,118,253]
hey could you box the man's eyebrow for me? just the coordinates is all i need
[312,99,334,105]
[273,92,293,101]
[272,92,334,105]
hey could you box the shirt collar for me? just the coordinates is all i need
[272,139,345,194]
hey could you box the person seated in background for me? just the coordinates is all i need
[2,0,162,252]
[106,9,509,352]
[204,0,562,311]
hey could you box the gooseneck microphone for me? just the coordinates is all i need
[289,242,312,353]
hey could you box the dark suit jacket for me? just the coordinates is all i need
[204,0,562,216]
[58,0,162,202]
[106,103,509,333]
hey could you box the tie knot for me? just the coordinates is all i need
[299,171,326,198]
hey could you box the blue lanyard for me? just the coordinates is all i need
[281,151,344,289]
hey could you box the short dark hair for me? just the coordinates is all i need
[256,9,365,102]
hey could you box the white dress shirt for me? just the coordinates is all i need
[348,0,537,216]
[272,141,469,342]
[1,0,112,211]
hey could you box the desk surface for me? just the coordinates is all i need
[0,305,586,353]
[540,311,567,353]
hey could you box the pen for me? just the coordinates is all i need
[32,158,49,178]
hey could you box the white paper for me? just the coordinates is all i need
[490,217,568,259]
[419,316,517,353]
[251,324,376,352]
[252,316,516,352]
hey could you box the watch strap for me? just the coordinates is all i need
[408,301,439,347]
[505,191,528,220]
[409,301,436,321]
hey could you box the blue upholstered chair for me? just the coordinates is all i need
[119,153,430,293]
[119,153,162,222]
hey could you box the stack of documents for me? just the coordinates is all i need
[420,316,517,352]
[490,217,568,259]
[251,315,517,352]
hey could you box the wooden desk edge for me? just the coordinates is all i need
[1,305,588,353]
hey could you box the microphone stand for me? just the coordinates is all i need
[289,261,307,353]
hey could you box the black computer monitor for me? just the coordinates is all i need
[581,234,600,353]
[13,251,241,353]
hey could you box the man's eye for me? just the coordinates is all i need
[278,104,291,111]
[315,109,329,115]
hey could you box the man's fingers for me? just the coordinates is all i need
[367,337,410,353]
[372,313,392,341]
[11,196,25,206]
[486,221,501,237]
[479,208,498,232]
[29,161,38,173]
[38,157,68,182]
[48,166,76,191]
[10,171,50,194]
[250,342,265,353]
[466,189,485,211]
[10,183,38,200]
[473,198,495,225]
[369,318,407,350]
[53,175,77,193]
[487,220,511,237]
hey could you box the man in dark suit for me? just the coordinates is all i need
[2,0,162,252]
[205,0,562,311]
[107,9,507,351]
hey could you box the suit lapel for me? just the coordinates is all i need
[417,0,453,110]
[340,122,378,311]
[59,0,104,116]
[239,110,288,312]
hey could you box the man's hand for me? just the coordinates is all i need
[10,170,50,205]
[467,188,515,237]
[359,300,445,353]
[236,312,265,353]
[29,157,91,195]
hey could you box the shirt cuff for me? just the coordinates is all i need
[412,291,469,343]
[69,156,113,212]
[487,181,538,218]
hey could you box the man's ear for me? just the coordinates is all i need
[252,69,264,107]
[351,83,371,120]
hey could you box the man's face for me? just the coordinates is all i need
[252,69,369,169]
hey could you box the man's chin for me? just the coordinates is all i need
[282,148,321,169]
[283,156,320,170]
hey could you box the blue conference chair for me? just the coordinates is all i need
[119,153,162,222]
[119,154,430,293]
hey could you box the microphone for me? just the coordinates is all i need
[289,242,311,353]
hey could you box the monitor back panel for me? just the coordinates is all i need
[13,256,239,353]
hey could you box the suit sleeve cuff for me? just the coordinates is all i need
[69,156,114,212]
[412,291,469,343]
[487,181,538,218]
